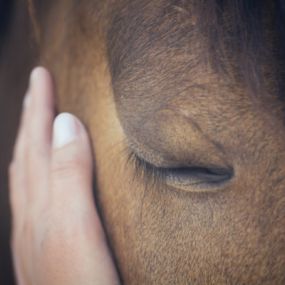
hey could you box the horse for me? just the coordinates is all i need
[0,0,285,284]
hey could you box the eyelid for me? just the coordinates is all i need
[127,149,165,186]
[126,149,234,191]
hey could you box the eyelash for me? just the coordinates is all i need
[126,148,168,188]
[123,144,233,190]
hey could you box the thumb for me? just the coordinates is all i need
[51,112,93,200]
[49,113,120,285]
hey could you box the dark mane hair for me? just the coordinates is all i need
[197,0,285,97]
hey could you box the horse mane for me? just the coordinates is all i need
[196,0,285,98]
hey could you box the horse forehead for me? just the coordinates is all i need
[106,7,244,133]
[107,0,243,113]
[107,0,197,79]
[105,0,284,140]
[107,1,213,115]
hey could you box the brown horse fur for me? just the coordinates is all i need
[1,0,285,284]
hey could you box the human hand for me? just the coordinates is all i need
[9,67,120,285]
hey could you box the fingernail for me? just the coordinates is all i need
[52,113,80,149]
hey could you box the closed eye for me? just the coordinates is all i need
[127,150,234,192]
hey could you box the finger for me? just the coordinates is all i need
[13,66,53,163]
[12,83,32,162]
[11,67,55,209]
[27,67,54,197]
[9,79,33,228]
[50,113,93,205]
[9,75,33,285]
[49,113,119,285]
[28,67,54,152]
[11,240,29,285]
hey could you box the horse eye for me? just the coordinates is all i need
[129,150,234,192]
[164,166,234,192]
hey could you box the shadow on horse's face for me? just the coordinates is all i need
[37,0,285,283]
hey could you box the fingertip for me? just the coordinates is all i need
[52,113,84,149]
[50,113,93,201]
[52,113,90,152]
[30,66,50,85]
[29,66,54,102]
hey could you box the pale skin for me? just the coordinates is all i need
[9,67,119,285]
